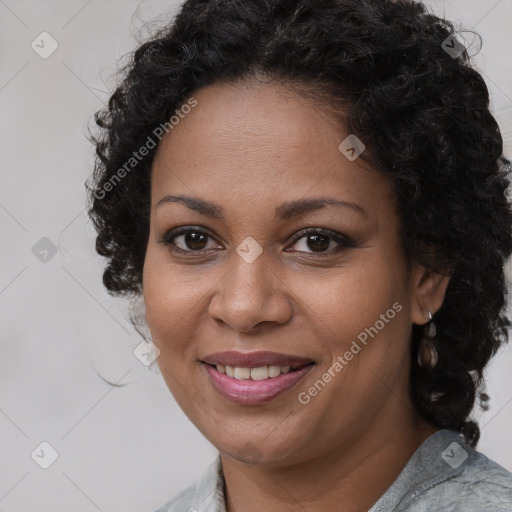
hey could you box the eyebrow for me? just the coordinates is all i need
[155,194,367,220]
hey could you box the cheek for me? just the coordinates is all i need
[293,255,407,343]
[293,247,412,409]
[295,277,410,439]
[142,247,214,357]
[144,277,193,326]
[315,268,411,404]
[142,249,185,346]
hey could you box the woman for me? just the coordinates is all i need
[86,0,512,510]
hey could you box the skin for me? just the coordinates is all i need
[142,79,450,512]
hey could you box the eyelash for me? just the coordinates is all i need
[158,226,355,257]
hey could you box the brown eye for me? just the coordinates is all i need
[178,231,209,250]
[303,233,331,252]
[159,228,221,252]
[287,228,354,255]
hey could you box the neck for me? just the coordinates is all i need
[221,414,438,512]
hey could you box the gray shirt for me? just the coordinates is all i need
[155,429,512,511]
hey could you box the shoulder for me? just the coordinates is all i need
[425,453,512,511]
[400,435,512,512]
[372,429,512,512]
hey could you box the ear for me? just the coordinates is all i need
[409,261,451,325]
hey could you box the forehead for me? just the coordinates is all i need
[155,81,342,167]
[150,81,394,218]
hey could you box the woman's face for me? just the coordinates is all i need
[143,81,435,465]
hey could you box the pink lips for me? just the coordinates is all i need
[201,351,314,405]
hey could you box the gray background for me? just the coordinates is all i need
[0,1,511,511]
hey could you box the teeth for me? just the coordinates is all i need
[250,366,268,380]
[217,364,297,380]
[234,367,251,380]
[268,365,281,377]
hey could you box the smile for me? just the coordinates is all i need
[201,351,315,404]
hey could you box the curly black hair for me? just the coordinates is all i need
[86,0,512,447]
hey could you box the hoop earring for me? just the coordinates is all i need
[418,311,438,369]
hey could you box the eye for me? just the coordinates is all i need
[158,227,221,253]
[158,226,355,256]
[286,228,354,255]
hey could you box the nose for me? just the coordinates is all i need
[207,253,293,333]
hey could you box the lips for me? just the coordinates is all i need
[201,351,314,368]
[201,351,315,404]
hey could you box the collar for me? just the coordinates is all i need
[370,429,474,511]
